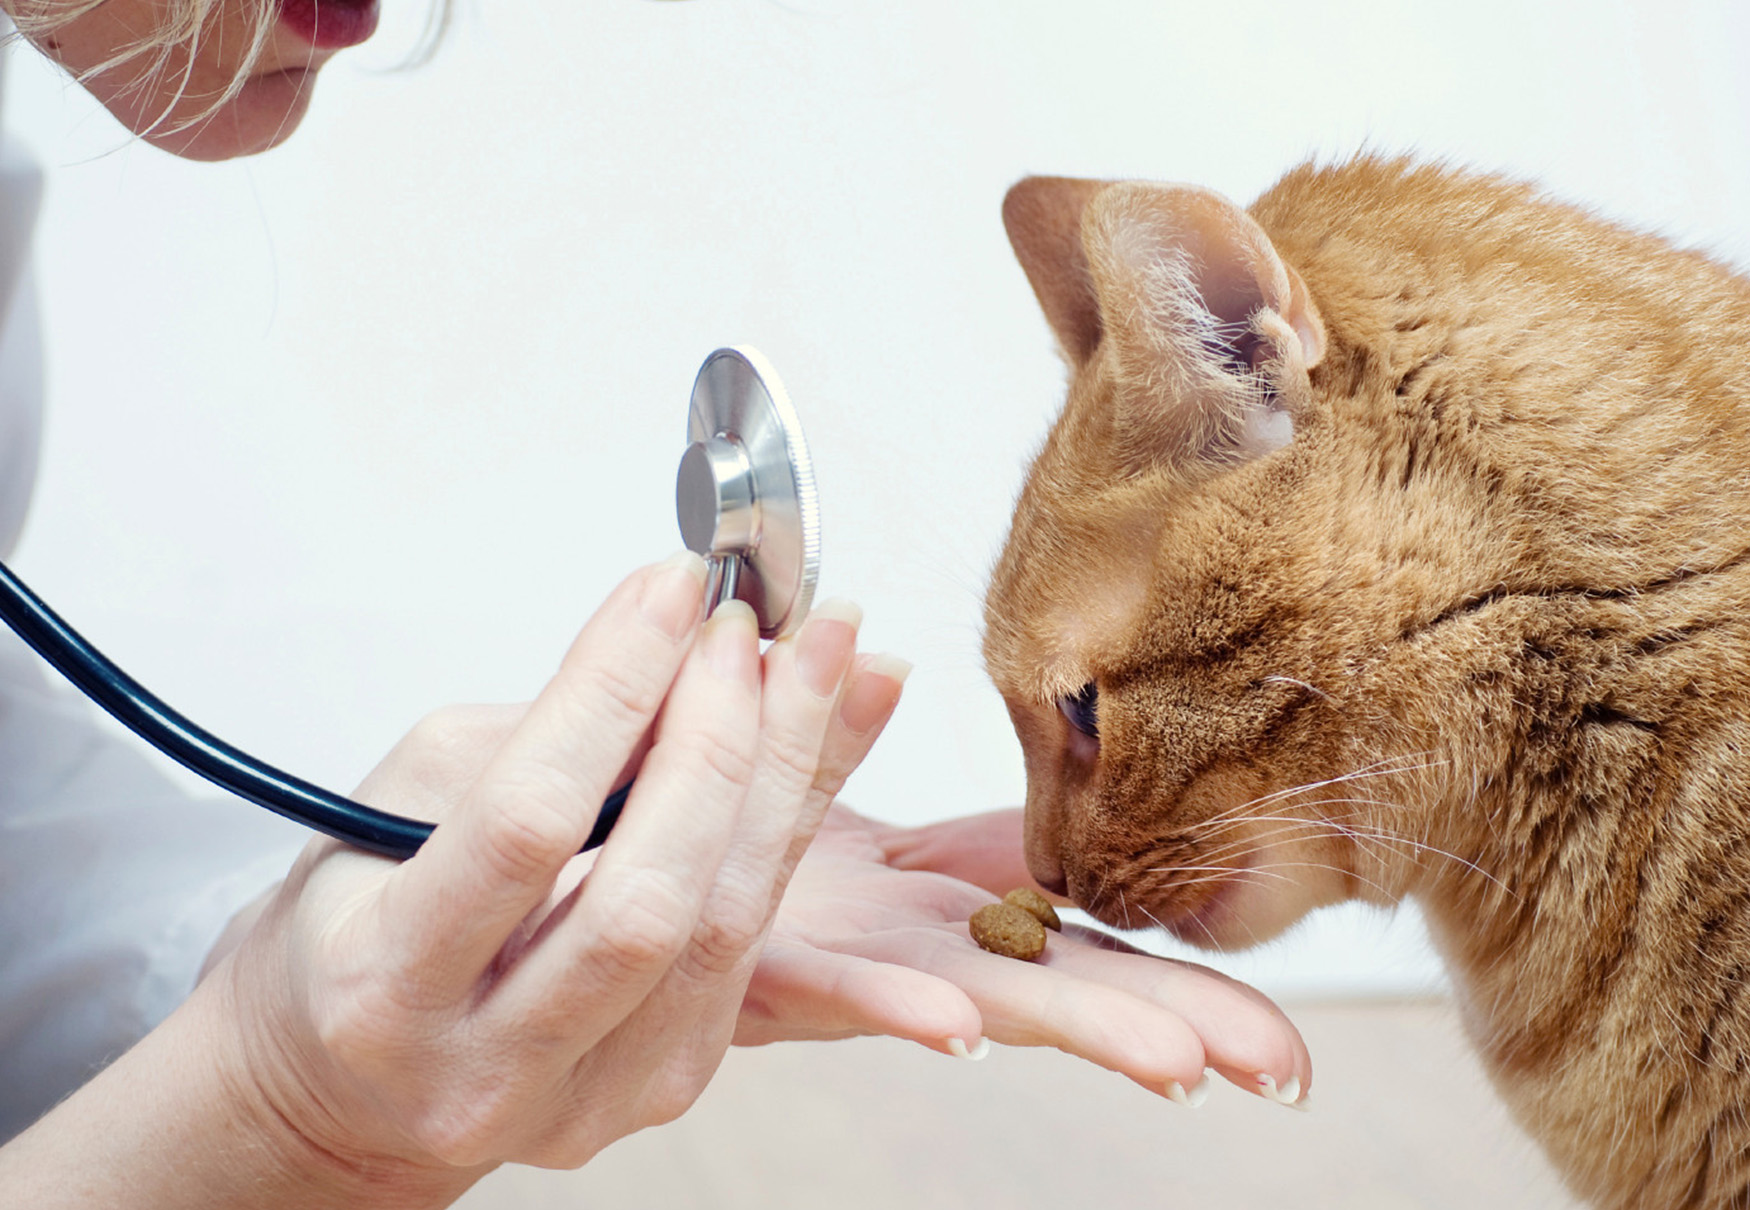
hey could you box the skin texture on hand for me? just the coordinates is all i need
[0,556,906,1206]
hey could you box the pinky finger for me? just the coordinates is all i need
[736,940,984,1056]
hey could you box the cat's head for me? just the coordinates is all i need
[985,169,1479,949]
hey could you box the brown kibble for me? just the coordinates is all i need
[1002,887,1062,931]
[970,902,1047,961]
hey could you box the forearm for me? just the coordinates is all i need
[0,974,485,1210]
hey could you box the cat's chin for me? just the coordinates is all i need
[1155,874,1311,951]
[1075,869,1268,951]
[1156,875,1250,949]
[1152,877,1313,951]
[1101,846,1345,952]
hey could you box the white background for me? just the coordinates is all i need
[4,0,1749,998]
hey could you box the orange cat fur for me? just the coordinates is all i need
[984,158,1750,1208]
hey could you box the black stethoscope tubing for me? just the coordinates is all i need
[0,559,628,859]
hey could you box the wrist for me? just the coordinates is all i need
[199,962,490,1209]
[0,972,485,1210]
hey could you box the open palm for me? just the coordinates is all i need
[740,806,1311,1108]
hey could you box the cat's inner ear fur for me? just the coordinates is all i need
[1087,181,1325,471]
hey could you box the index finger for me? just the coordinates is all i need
[376,552,708,998]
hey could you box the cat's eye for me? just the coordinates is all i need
[1058,682,1099,739]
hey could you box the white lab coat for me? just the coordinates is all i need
[0,37,305,1142]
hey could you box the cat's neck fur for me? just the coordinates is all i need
[1276,162,1750,1206]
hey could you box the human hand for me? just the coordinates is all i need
[209,554,907,1194]
[737,806,1312,1108]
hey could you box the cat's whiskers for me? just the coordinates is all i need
[1188,809,1395,858]
[1227,752,1445,813]
[1260,674,1338,704]
[1178,761,1513,897]
[1238,807,1506,886]
[1190,805,1376,843]
[1152,817,1378,885]
[1138,887,1224,949]
[1156,807,1515,901]
[1185,753,1447,837]
[1164,867,1297,890]
[1190,804,1399,850]
[1189,817,1370,864]
[1147,861,1298,887]
[1240,858,1399,901]
[1116,886,1136,931]
[1162,830,1379,893]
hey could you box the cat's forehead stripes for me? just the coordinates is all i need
[1003,570,1154,705]
[984,471,1168,704]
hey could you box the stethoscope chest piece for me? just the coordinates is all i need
[676,347,820,638]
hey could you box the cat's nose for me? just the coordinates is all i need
[1030,861,1068,897]
[1023,807,1069,895]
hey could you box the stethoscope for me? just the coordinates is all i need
[0,347,820,858]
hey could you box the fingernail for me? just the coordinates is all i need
[704,599,759,687]
[793,598,862,699]
[1166,1071,1211,1108]
[1257,1072,1303,1106]
[946,1036,989,1061]
[839,653,912,735]
[640,551,708,640]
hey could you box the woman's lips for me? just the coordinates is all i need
[278,0,382,50]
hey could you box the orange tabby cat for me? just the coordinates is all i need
[985,158,1750,1209]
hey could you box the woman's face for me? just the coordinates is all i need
[7,0,380,160]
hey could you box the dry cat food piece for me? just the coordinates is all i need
[969,902,1047,961]
[1002,887,1062,931]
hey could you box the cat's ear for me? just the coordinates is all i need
[1084,181,1326,467]
[1003,176,1110,364]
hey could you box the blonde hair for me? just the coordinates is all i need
[6,0,451,138]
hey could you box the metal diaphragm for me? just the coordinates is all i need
[674,347,820,639]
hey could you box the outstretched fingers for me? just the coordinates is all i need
[816,923,1312,1106]
[834,927,1211,1095]
[1041,930,1311,1105]
[736,939,984,1051]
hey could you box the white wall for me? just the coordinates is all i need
[4,0,1748,998]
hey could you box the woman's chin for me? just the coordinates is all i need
[117,68,320,161]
